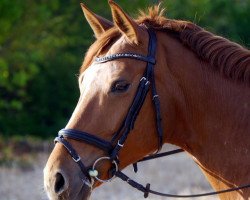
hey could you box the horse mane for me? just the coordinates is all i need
[81,5,250,84]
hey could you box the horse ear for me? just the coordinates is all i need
[109,0,140,44]
[80,3,113,38]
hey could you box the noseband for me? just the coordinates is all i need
[54,28,250,198]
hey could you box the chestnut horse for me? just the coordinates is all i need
[44,1,250,200]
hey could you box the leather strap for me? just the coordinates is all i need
[54,136,90,180]
[58,129,113,152]
[95,53,156,64]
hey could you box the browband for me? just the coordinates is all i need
[95,53,156,64]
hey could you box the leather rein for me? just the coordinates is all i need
[54,28,250,198]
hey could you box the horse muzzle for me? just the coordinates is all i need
[44,159,92,200]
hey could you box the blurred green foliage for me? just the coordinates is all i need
[0,0,249,137]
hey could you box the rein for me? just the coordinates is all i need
[54,28,250,198]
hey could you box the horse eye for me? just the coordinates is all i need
[111,80,130,93]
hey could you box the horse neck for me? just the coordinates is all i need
[157,32,250,199]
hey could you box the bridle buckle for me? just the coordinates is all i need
[73,156,81,163]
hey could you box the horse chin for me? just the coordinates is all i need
[45,190,91,200]
[74,187,92,200]
[71,184,92,200]
[45,180,92,200]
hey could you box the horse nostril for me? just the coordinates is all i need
[54,172,66,194]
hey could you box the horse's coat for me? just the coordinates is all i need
[44,2,250,200]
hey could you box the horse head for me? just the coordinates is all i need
[44,2,164,199]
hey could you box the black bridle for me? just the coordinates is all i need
[54,28,250,198]
[55,28,162,182]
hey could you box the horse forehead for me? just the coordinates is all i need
[81,34,148,82]
[83,63,124,84]
[109,36,129,53]
[109,35,147,54]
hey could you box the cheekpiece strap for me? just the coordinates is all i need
[54,136,90,179]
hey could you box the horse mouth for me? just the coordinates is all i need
[74,185,92,200]
[45,189,92,200]
[44,177,92,200]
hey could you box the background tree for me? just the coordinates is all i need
[0,0,249,138]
